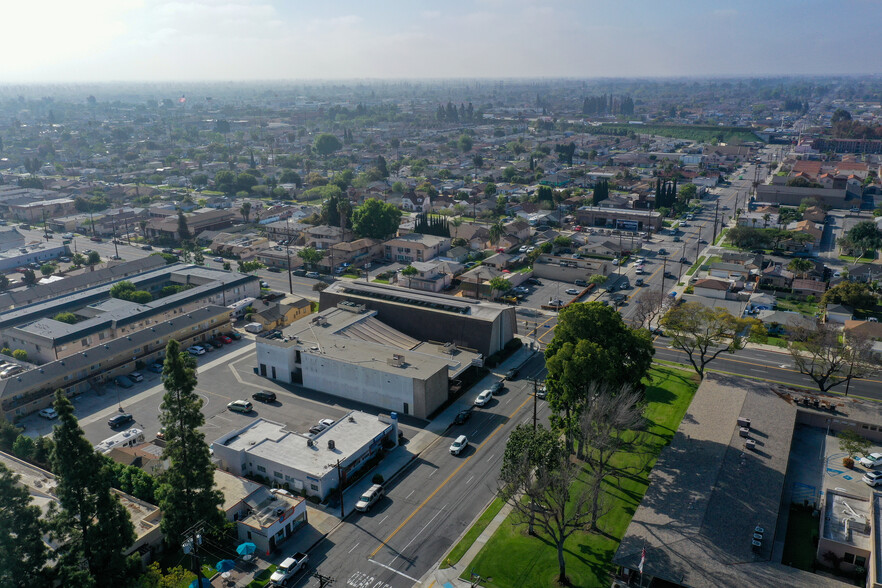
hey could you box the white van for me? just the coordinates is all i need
[244,322,263,334]
[95,428,145,454]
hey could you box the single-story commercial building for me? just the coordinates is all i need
[212,411,398,501]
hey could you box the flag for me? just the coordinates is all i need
[179,95,186,104]
[639,546,646,574]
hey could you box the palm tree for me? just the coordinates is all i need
[240,202,251,223]
[489,221,505,246]
[787,258,813,279]
[763,213,771,228]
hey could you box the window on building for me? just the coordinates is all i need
[856,555,867,567]
[310,484,318,491]
[257,465,266,473]
[274,472,283,479]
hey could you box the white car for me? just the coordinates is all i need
[863,471,882,487]
[450,435,469,456]
[213,257,224,263]
[474,389,493,406]
[566,288,580,295]
[38,407,58,419]
[859,453,882,468]
[518,245,528,253]
[187,345,206,356]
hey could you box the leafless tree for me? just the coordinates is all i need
[578,388,646,528]
[504,450,606,585]
[631,289,675,330]
[788,322,875,394]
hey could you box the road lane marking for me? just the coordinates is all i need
[466,475,474,486]
[347,571,393,588]
[369,394,533,558]
[427,468,437,477]
[367,559,420,583]
[388,504,447,566]
[486,454,495,462]
[379,515,388,525]
[349,542,360,554]
[406,490,414,499]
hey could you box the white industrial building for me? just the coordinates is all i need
[212,411,398,501]
[254,305,481,419]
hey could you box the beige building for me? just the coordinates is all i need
[530,253,610,284]
[383,233,451,263]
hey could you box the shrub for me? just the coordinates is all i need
[372,474,385,485]
[0,348,10,356]
[12,349,27,361]
[843,457,855,469]
[307,495,321,504]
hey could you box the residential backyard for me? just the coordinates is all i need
[464,366,698,587]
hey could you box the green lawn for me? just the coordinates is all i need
[764,336,789,348]
[775,298,819,316]
[685,256,706,276]
[247,564,277,588]
[464,366,698,587]
[441,496,507,568]
[838,254,876,263]
[705,255,723,266]
[372,278,390,284]
[781,507,818,571]
[714,228,729,246]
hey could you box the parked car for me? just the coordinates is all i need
[305,271,320,278]
[227,400,253,413]
[527,278,542,285]
[566,288,580,295]
[859,453,882,468]
[140,244,153,250]
[224,331,243,341]
[319,418,335,428]
[355,484,385,512]
[505,368,519,380]
[62,233,74,239]
[149,362,164,373]
[213,257,224,263]
[90,236,103,242]
[449,435,469,456]
[218,335,233,344]
[252,390,276,403]
[453,409,472,425]
[39,407,58,419]
[114,375,134,388]
[635,278,644,286]
[59,256,71,262]
[270,553,309,585]
[201,342,214,352]
[292,269,307,276]
[129,371,144,383]
[187,345,206,356]
[474,389,493,406]
[108,413,134,428]
[490,380,504,393]
[536,385,547,399]
[863,471,882,487]
[208,338,224,348]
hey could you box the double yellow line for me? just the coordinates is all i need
[369,394,534,559]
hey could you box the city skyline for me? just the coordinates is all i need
[4,0,882,83]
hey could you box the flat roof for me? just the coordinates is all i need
[824,491,871,551]
[612,375,841,587]
[322,281,509,321]
[217,412,392,478]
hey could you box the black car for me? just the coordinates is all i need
[108,413,134,428]
[527,278,542,285]
[252,390,276,403]
[162,248,175,254]
[678,257,689,264]
[453,409,472,425]
[141,244,153,251]
[225,331,243,341]
[292,269,307,276]
[504,368,519,380]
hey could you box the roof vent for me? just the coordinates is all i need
[306,439,314,447]
[328,439,335,450]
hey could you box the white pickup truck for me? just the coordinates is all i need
[270,552,308,586]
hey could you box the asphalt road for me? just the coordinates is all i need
[296,352,551,588]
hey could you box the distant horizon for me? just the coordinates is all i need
[3,1,881,84]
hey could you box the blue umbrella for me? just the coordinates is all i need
[216,559,236,573]
[236,542,257,556]
[188,579,211,588]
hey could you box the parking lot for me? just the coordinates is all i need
[22,338,421,450]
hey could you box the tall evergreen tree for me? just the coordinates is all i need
[0,462,49,587]
[155,341,225,545]
[176,211,191,242]
[50,390,136,587]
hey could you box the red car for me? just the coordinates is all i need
[219,335,233,344]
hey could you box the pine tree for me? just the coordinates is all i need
[177,211,191,242]
[155,340,225,545]
[50,390,136,587]
[0,462,49,587]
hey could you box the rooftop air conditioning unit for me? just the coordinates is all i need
[328,440,335,450]
[306,439,314,447]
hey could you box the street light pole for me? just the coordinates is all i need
[285,218,293,294]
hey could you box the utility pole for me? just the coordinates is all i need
[285,218,293,294]
[111,216,119,260]
[312,572,334,588]
[181,521,206,587]
[42,209,49,241]
[660,256,667,296]
[696,226,702,260]
[712,199,720,246]
[531,378,538,431]
[336,459,344,518]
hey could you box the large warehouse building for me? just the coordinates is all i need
[318,281,517,357]
[255,304,482,419]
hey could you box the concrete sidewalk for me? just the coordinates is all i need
[231,344,537,585]
[421,499,515,587]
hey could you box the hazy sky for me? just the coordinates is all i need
[4,0,881,82]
